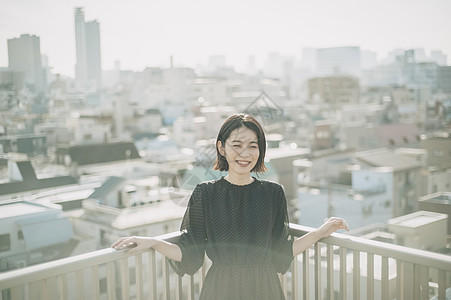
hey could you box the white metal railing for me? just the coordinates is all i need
[1,224,451,300]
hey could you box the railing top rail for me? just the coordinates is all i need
[289,223,451,271]
[1,224,451,290]
[0,231,181,289]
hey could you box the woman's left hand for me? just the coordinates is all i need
[318,217,349,238]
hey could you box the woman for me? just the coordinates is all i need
[112,113,348,299]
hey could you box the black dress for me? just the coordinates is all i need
[170,177,294,300]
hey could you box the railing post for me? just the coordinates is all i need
[397,261,403,300]
[339,247,347,300]
[57,273,68,300]
[135,254,144,300]
[188,275,195,300]
[420,266,429,300]
[106,261,116,300]
[367,253,374,300]
[438,269,446,300]
[91,265,100,299]
[120,257,130,300]
[279,273,286,298]
[76,270,84,300]
[291,254,298,300]
[326,244,334,300]
[381,256,389,300]
[175,274,183,300]
[399,262,414,300]
[303,247,310,300]
[314,242,321,300]
[163,256,170,300]
[199,257,206,291]
[353,250,360,300]
[149,250,157,300]
[413,263,420,300]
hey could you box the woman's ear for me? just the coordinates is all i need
[217,140,225,156]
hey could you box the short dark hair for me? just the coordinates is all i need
[213,113,267,173]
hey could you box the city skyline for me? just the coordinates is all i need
[0,0,450,77]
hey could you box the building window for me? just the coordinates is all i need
[0,234,11,252]
[316,131,330,139]
[18,230,24,240]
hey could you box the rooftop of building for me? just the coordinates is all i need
[388,210,447,228]
[355,148,422,172]
[420,192,451,205]
[0,201,49,219]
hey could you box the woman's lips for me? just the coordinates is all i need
[236,160,251,167]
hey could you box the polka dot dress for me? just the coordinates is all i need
[170,177,294,300]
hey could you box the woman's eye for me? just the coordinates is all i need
[232,145,241,148]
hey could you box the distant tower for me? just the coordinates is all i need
[74,7,102,89]
[7,34,45,93]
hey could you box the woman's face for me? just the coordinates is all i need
[218,126,260,177]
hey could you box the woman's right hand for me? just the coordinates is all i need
[111,236,157,254]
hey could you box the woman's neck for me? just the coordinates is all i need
[224,173,253,186]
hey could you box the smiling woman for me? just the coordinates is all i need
[112,113,348,300]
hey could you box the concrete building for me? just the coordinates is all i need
[0,200,85,272]
[7,34,45,93]
[421,132,451,170]
[74,176,187,249]
[69,114,112,145]
[308,75,360,108]
[0,134,47,157]
[0,160,77,201]
[388,211,447,252]
[419,192,451,236]
[265,147,310,220]
[344,123,421,150]
[366,50,449,92]
[437,66,451,93]
[431,50,448,66]
[55,141,140,167]
[172,106,236,148]
[312,120,338,150]
[292,150,396,229]
[354,148,423,217]
[0,70,25,94]
[316,46,361,78]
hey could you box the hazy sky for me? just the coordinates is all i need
[1,0,450,77]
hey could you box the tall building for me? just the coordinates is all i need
[431,50,448,66]
[7,34,45,93]
[74,7,102,89]
[316,46,361,78]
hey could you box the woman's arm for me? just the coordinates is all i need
[111,236,182,261]
[292,217,349,257]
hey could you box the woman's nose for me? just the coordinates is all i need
[239,147,251,157]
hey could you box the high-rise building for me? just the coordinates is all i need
[7,34,45,93]
[316,46,361,78]
[431,50,448,66]
[74,7,102,89]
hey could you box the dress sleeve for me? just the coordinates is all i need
[169,183,207,276]
[271,184,294,274]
